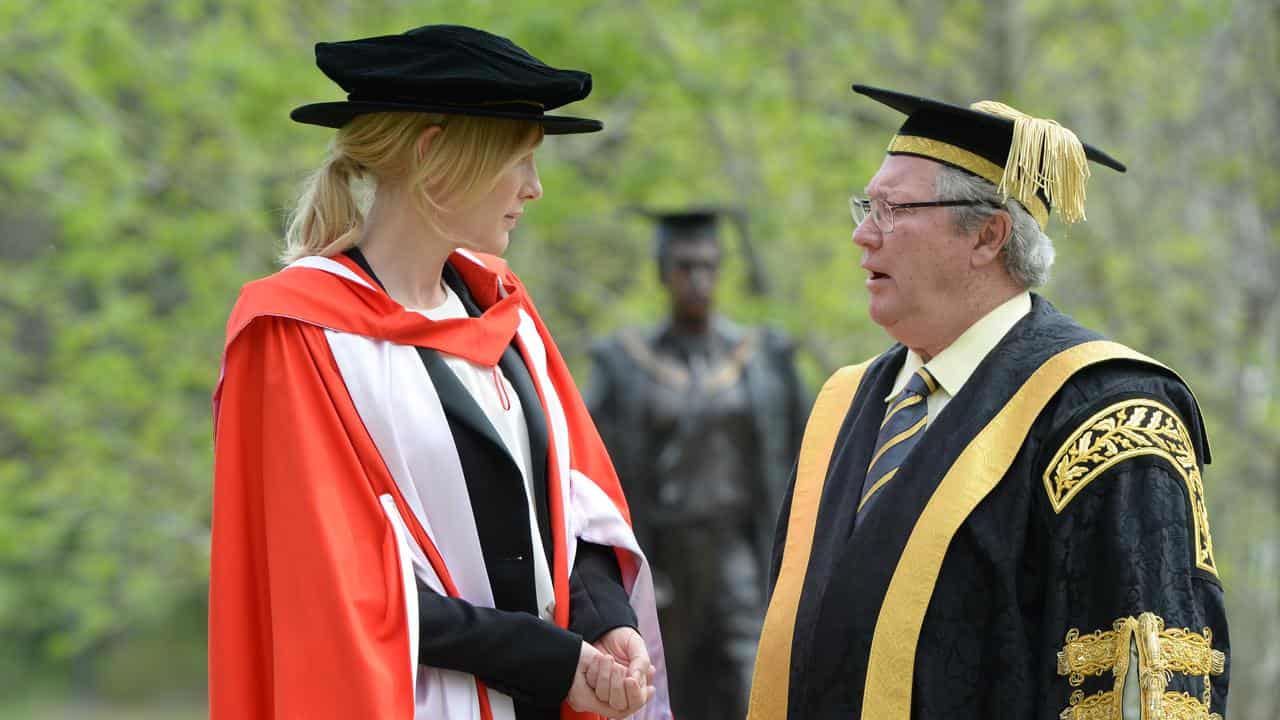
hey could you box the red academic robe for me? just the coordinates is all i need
[210,251,669,720]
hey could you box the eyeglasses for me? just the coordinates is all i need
[849,195,999,233]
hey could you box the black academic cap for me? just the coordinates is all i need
[291,25,602,134]
[852,84,1126,228]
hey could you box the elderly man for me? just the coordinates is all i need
[748,85,1228,720]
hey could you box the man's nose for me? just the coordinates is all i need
[852,218,880,249]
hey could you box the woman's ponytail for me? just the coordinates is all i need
[280,148,364,265]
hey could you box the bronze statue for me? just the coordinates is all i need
[587,210,809,720]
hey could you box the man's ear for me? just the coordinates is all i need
[972,210,1013,268]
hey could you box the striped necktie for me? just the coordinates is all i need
[858,367,938,517]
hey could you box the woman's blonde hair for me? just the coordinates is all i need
[282,112,542,264]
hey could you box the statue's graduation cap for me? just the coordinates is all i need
[635,207,768,295]
[640,208,725,242]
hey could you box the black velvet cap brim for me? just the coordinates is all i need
[290,100,603,134]
[852,84,1126,173]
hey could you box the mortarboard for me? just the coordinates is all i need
[852,84,1125,228]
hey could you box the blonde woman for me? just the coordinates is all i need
[210,25,668,720]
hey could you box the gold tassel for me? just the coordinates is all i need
[970,100,1091,224]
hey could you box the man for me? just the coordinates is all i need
[748,85,1228,720]
[588,210,810,720]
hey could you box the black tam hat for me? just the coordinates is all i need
[852,84,1125,228]
[291,24,602,134]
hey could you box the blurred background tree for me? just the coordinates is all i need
[0,0,1275,716]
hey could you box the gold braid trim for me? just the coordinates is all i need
[1043,399,1218,576]
[1061,691,1221,720]
[1159,692,1224,720]
[1057,619,1133,687]
[1160,625,1226,677]
[1057,613,1224,720]
[1060,689,1122,720]
[1167,691,1223,717]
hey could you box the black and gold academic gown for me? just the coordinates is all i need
[749,296,1229,719]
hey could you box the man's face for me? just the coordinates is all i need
[662,236,721,322]
[853,155,975,347]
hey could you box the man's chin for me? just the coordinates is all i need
[866,299,895,329]
[868,304,915,345]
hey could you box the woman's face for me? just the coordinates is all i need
[438,144,543,256]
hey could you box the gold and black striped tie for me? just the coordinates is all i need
[858,367,937,517]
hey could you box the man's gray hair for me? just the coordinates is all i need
[934,164,1054,288]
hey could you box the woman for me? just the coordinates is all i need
[210,25,667,720]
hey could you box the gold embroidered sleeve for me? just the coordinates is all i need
[1042,398,1217,576]
[1056,612,1225,720]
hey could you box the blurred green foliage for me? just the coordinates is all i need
[1,0,1276,715]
